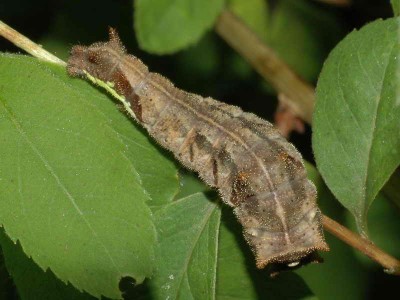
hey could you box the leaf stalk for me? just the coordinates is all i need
[322,215,400,275]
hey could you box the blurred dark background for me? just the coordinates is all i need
[0,0,397,299]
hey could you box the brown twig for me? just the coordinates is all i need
[215,8,400,273]
[215,10,315,124]
[322,215,400,274]
[0,20,65,66]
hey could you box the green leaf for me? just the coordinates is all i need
[312,18,400,235]
[391,0,400,16]
[0,54,177,298]
[174,169,210,200]
[0,228,97,300]
[134,0,224,54]
[149,192,221,299]
[122,171,315,299]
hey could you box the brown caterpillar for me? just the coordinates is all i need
[67,28,329,273]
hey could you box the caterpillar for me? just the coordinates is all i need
[67,28,329,273]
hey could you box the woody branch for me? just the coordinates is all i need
[215,10,315,124]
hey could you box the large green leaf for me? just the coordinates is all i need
[0,228,97,300]
[134,0,224,54]
[0,54,178,298]
[312,18,400,235]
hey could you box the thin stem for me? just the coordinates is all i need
[0,20,66,66]
[215,9,315,124]
[322,215,400,274]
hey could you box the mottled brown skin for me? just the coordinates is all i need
[67,29,329,271]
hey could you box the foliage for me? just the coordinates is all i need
[313,18,400,236]
[0,0,399,299]
[134,0,224,54]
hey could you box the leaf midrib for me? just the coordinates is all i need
[361,38,395,216]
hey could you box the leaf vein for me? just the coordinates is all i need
[174,202,217,300]
[0,99,121,273]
